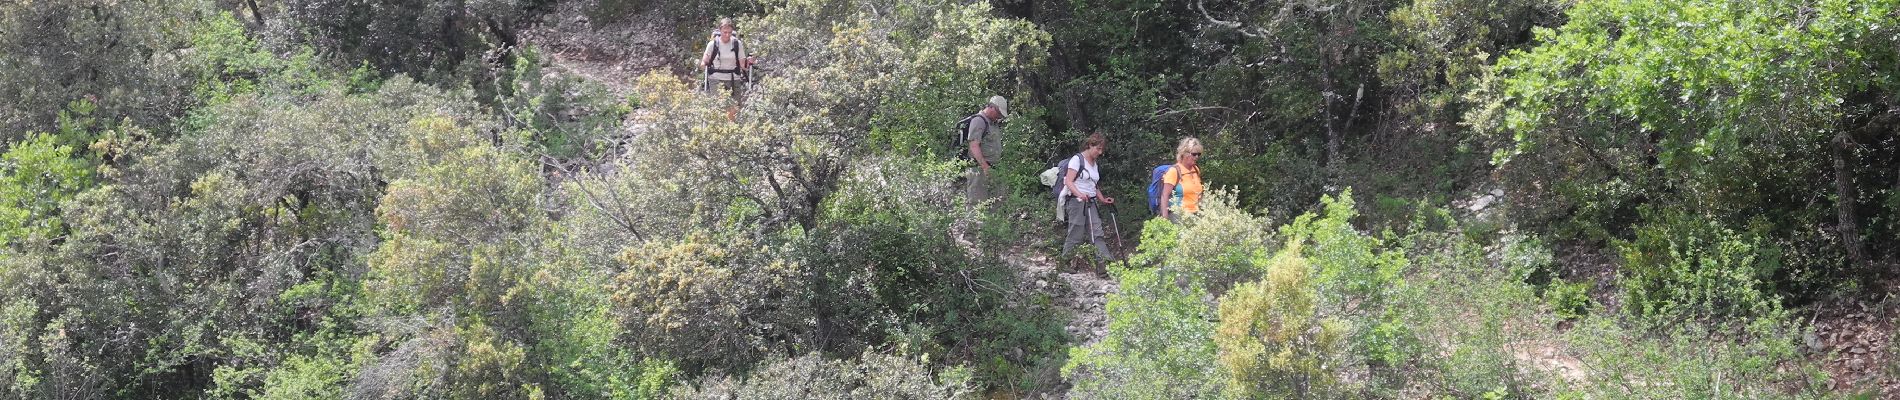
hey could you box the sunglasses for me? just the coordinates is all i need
[1190,152,1202,157]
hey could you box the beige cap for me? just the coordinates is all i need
[988,95,1009,119]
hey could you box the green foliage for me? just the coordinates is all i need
[1062,250,1223,399]
[1380,0,1559,127]
[0,0,201,138]
[1215,243,1354,399]
[1348,206,1558,398]
[1062,200,1234,400]
[1283,190,1409,310]
[1544,279,1592,321]
[368,144,546,315]
[271,0,539,78]
[4,0,1891,397]
[1558,316,1822,398]
[607,231,805,373]
[0,133,94,245]
[1616,209,1783,324]
[673,352,973,399]
[1471,0,1900,290]
[493,46,631,160]
[749,0,1052,189]
[813,156,1067,392]
[1169,189,1279,295]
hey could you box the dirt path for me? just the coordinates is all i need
[1003,248,1117,347]
[519,3,683,94]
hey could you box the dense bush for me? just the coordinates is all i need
[0,0,201,138]
[1616,209,1784,323]
[1069,189,1823,398]
[1063,219,1224,399]
[1471,0,1900,291]
[607,231,807,373]
[2,0,1893,397]
[1214,244,1353,399]
[672,352,973,399]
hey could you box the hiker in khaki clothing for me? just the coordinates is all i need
[700,18,751,100]
[965,95,1008,205]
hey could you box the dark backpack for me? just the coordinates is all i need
[950,115,980,160]
[1047,155,1085,198]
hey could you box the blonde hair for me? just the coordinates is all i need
[1174,137,1203,166]
[718,17,734,29]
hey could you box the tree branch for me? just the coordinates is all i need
[539,156,646,242]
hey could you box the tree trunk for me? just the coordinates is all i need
[1320,50,1340,176]
[1007,0,1094,135]
[1833,132,1866,271]
[244,0,265,26]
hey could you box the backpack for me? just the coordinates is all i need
[1040,154,1085,221]
[1039,155,1085,195]
[704,31,746,80]
[1146,164,1183,214]
[950,115,980,160]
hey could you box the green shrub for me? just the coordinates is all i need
[813,155,1067,393]
[1558,316,1822,398]
[1544,279,1592,321]
[1214,243,1353,399]
[672,352,972,400]
[0,132,93,245]
[1063,257,1223,399]
[1170,188,1278,296]
[493,46,629,160]
[1616,209,1782,324]
[367,145,547,316]
[607,231,807,375]
[1283,189,1407,311]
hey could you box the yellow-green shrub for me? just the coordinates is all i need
[607,232,806,373]
[1214,243,1352,399]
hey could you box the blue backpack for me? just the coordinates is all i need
[1146,164,1177,213]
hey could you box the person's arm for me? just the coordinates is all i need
[701,40,716,67]
[1159,182,1175,218]
[966,120,990,173]
[969,141,989,173]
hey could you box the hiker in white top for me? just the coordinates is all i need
[700,18,751,100]
[1060,133,1115,271]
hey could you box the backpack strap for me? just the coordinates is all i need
[707,37,746,74]
[953,115,978,160]
[1068,154,1090,181]
[1168,164,1193,201]
[965,114,979,138]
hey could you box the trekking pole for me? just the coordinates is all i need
[1083,197,1102,274]
[1105,202,1130,271]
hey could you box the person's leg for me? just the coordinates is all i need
[965,170,989,205]
[1061,199,1089,258]
[722,79,743,100]
[1087,205,1112,261]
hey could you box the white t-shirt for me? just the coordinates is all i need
[702,36,748,81]
[1059,154,1100,198]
